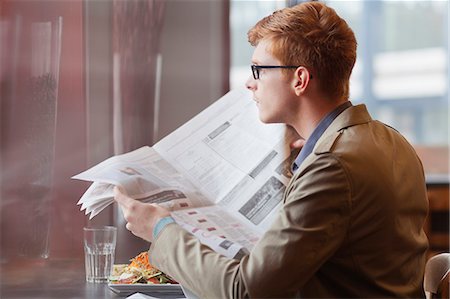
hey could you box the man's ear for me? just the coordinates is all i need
[292,66,311,96]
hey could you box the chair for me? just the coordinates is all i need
[424,253,450,299]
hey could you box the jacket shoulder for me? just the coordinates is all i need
[314,130,344,155]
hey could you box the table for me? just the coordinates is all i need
[1,258,136,298]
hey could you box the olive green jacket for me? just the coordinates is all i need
[149,104,429,298]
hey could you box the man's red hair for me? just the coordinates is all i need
[248,1,357,100]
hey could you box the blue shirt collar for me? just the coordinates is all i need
[291,101,352,173]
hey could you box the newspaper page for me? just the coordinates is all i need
[153,88,299,244]
[73,88,299,252]
[177,220,249,260]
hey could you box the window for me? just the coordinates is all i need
[230,0,285,89]
[330,0,448,146]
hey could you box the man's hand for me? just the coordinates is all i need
[114,187,170,243]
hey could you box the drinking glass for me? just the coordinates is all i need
[83,226,117,283]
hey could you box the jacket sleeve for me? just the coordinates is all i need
[149,153,352,298]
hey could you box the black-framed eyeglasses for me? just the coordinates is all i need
[250,64,312,80]
[251,65,298,80]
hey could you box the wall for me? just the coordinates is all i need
[156,0,229,142]
[112,0,229,263]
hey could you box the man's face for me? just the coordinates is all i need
[245,39,297,125]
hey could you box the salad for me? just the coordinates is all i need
[109,251,177,284]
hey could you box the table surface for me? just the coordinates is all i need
[0,258,185,299]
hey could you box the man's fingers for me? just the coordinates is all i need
[125,222,133,232]
[290,138,306,149]
[114,186,135,208]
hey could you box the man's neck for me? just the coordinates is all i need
[292,96,347,140]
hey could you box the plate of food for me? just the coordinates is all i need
[108,251,185,298]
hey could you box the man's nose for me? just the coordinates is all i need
[245,75,256,91]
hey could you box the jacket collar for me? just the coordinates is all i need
[314,104,372,155]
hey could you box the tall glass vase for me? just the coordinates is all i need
[0,16,62,259]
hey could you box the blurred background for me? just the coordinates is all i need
[0,0,448,277]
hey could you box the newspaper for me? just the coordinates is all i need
[73,88,299,257]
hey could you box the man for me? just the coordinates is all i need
[115,1,429,297]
